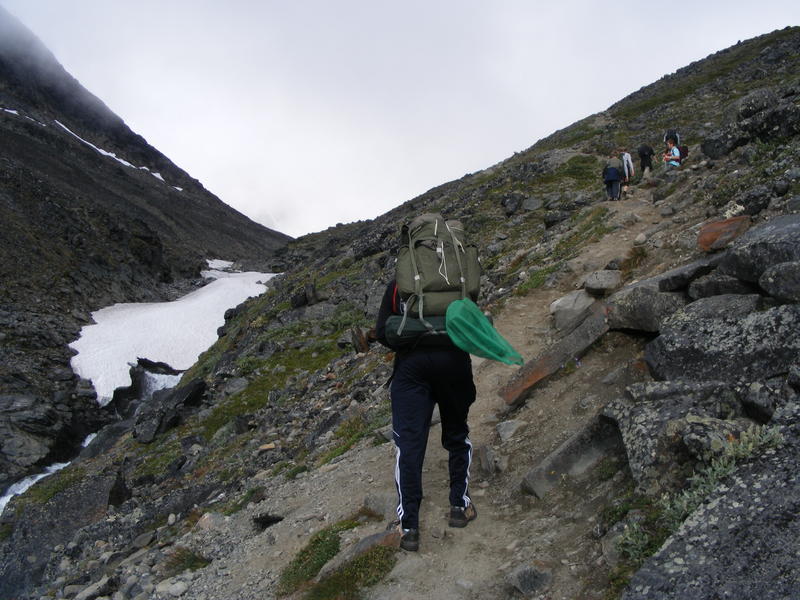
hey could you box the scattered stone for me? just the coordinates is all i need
[622,405,800,599]
[633,233,647,246]
[584,270,623,297]
[549,290,598,333]
[496,420,526,442]
[507,564,552,596]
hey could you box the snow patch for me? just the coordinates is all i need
[55,120,136,168]
[69,269,274,403]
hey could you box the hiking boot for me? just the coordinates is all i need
[448,503,477,528]
[399,528,419,551]
[387,520,420,551]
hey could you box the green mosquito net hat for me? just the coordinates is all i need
[446,299,523,365]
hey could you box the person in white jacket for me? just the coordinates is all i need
[621,148,635,196]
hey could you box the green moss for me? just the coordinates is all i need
[0,522,13,541]
[16,465,86,506]
[304,546,398,600]
[277,518,362,595]
[286,464,309,479]
[132,435,183,479]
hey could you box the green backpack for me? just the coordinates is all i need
[391,213,481,341]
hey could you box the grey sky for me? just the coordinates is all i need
[2,1,798,237]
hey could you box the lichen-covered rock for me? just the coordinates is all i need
[718,214,800,282]
[758,260,800,302]
[622,403,800,600]
[645,304,800,382]
[603,381,749,493]
[661,294,773,327]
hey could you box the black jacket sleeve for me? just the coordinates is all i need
[375,281,397,349]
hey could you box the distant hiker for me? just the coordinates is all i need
[602,152,624,200]
[637,143,655,177]
[663,136,681,170]
[376,214,481,552]
[620,148,635,195]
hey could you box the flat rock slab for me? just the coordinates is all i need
[521,416,624,498]
[622,403,800,600]
[645,304,800,382]
[697,215,751,252]
[718,213,800,282]
[500,304,609,406]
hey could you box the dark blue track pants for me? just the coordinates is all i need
[390,349,476,530]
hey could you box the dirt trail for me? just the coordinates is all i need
[358,188,667,598]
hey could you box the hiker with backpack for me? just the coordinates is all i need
[637,143,655,177]
[374,214,481,552]
[602,151,625,200]
[620,148,635,196]
[663,136,682,170]
[374,213,522,552]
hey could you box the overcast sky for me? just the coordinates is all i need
[2,1,798,237]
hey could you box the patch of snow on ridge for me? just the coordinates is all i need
[152,172,165,182]
[2,108,19,115]
[55,120,136,168]
[69,269,274,404]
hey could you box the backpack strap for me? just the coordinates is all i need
[446,221,467,300]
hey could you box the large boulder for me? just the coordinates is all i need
[759,260,800,302]
[717,214,800,283]
[607,286,687,332]
[132,379,205,443]
[645,304,800,382]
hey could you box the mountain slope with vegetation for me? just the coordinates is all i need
[2,25,799,600]
[0,5,291,493]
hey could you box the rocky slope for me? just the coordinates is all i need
[2,25,800,600]
[0,6,291,492]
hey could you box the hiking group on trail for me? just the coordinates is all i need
[374,213,521,552]
[603,129,688,199]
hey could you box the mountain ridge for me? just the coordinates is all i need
[0,4,291,496]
